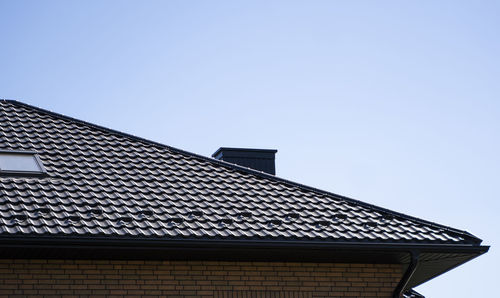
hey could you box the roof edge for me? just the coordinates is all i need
[1,99,484,244]
[0,234,490,253]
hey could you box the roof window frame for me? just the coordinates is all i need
[0,149,48,177]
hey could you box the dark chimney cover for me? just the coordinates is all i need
[212,147,277,175]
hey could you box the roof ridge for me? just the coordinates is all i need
[1,99,482,244]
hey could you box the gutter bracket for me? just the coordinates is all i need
[393,250,420,298]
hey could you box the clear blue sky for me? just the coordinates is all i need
[1,1,498,296]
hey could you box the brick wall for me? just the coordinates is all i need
[0,259,403,297]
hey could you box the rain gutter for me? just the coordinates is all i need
[393,250,420,298]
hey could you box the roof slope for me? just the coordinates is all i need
[0,100,483,245]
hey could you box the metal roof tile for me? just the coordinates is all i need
[0,100,483,246]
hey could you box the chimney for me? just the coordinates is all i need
[212,147,277,175]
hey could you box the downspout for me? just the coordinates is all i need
[393,250,420,298]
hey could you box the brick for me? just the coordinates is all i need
[0,259,402,297]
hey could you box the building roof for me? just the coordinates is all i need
[0,100,488,293]
[0,99,483,245]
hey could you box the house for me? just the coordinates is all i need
[0,100,488,297]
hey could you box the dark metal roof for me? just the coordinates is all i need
[0,99,484,246]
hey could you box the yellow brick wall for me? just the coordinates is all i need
[0,259,403,297]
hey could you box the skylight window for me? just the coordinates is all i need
[0,150,47,177]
